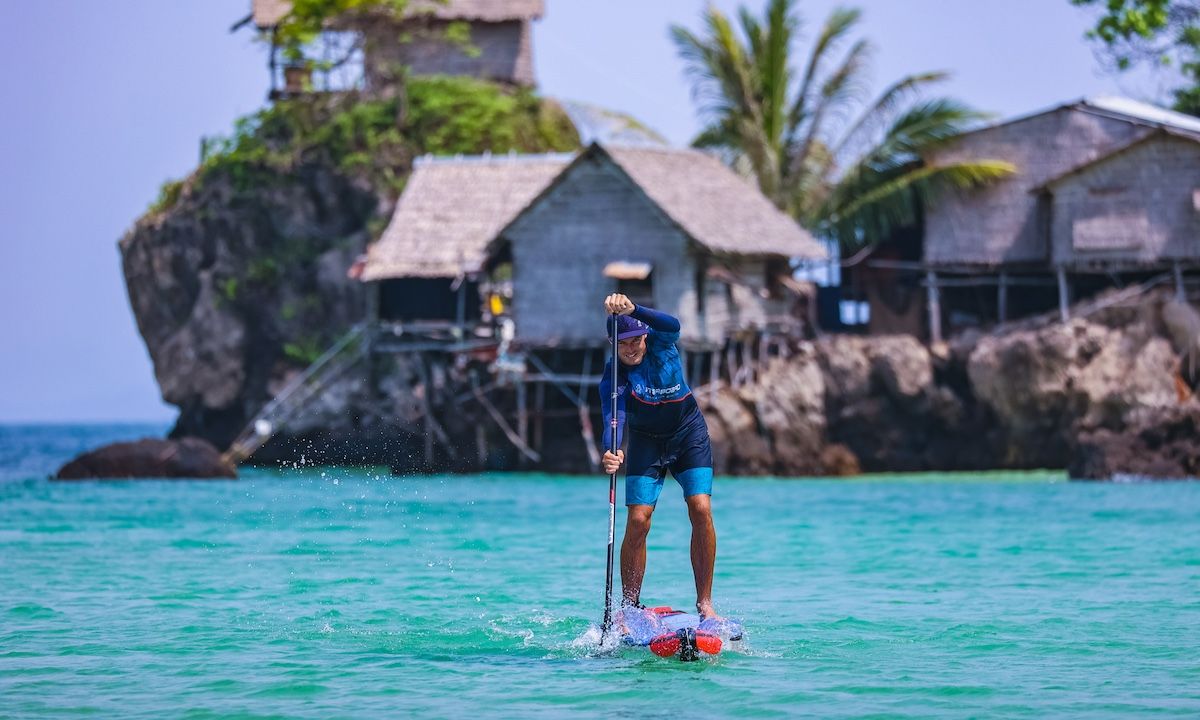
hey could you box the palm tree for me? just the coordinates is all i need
[670,0,1014,251]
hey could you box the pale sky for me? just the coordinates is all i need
[0,0,1173,423]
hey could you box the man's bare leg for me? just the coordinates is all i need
[685,493,719,618]
[620,504,654,606]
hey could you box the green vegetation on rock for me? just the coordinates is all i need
[406,76,580,155]
[137,75,581,381]
[152,76,579,214]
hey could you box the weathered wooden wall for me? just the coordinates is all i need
[365,20,534,88]
[504,154,693,345]
[1049,135,1200,267]
[502,154,786,346]
[924,106,1149,266]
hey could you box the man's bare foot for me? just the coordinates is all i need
[697,602,724,621]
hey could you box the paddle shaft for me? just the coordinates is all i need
[601,313,619,638]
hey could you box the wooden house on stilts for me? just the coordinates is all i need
[355,142,826,469]
[865,96,1200,342]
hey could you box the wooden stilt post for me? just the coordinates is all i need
[997,270,1008,324]
[455,277,467,341]
[727,343,739,388]
[475,424,487,468]
[516,374,529,468]
[926,270,943,345]
[1174,261,1185,301]
[741,339,753,386]
[579,349,599,471]
[472,385,541,464]
[533,379,545,454]
[708,350,718,405]
[1056,265,1070,323]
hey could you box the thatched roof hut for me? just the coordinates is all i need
[364,143,825,280]
[361,152,573,280]
[363,142,825,345]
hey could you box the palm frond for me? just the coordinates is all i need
[865,98,993,166]
[758,0,796,147]
[787,6,862,143]
[830,71,949,163]
[785,38,871,196]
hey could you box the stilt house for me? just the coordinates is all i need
[360,142,826,351]
[241,0,543,95]
[901,97,1200,341]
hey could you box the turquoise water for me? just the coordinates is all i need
[2,425,1199,718]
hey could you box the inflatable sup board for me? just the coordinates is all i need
[618,606,744,661]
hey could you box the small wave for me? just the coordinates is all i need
[6,603,61,619]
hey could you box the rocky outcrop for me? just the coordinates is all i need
[701,348,826,475]
[1070,403,1200,480]
[967,316,1178,467]
[121,88,579,455]
[701,289,1198,479]
[55,438,236,480]
[121,160,377,449]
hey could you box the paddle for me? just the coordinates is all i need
[601,313,619,641]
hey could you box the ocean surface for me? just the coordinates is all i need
[2,424,1199,719]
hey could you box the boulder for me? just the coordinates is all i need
[55,438,237,480]
[735,351,827,475]
[968,317,1178,466]
[1070,403,1200,480]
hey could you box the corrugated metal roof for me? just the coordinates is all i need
[362,144,826,281]
[1082,96,1200,136]
[251,0,544,28]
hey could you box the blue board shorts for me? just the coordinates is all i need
[624,416,713,506]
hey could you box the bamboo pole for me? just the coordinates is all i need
[997,270,1008,324]
[471,382,541,464]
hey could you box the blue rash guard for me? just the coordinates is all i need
[599,305,714,506]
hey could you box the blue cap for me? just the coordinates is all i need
[607,314,649,342]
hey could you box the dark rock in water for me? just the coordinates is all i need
[1070,404,1200,481]
[55,438,237,480]
[819,444,861,477]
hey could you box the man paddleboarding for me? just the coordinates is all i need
[600,293,721,620]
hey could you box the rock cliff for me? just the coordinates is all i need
[121,82,578,453]
[699,289,1198,479]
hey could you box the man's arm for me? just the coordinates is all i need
[631,305,680,346]
[630,304,681,333]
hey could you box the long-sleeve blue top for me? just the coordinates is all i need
[599,305,700,451]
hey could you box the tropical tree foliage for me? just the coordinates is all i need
[670,0,1013,251]
[273,0,410,62]
[1072,0,1200,115]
